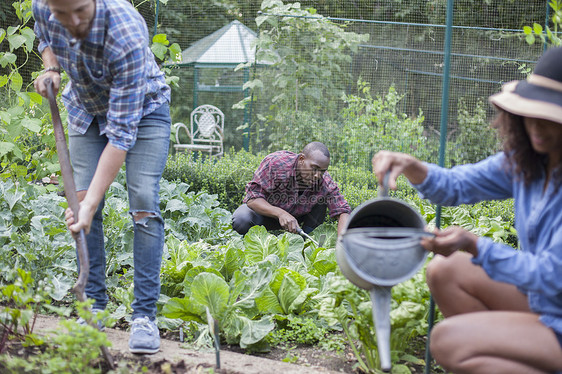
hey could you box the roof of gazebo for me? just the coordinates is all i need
[174,20,272,67]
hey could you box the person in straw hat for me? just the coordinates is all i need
[372,46,562,373]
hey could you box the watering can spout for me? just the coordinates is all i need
[370,286,392,372]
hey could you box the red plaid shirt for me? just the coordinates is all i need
[243,151,351,218]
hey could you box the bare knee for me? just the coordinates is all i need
[426,252,472,292]
[132,211,157,223]
[430,320,463,371]
[426,254,455,293]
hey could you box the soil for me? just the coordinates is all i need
[4,314,440,373]
[25,314,350,373]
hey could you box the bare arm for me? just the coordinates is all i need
[66,144,127,233]
[372,151,428,190]
[34,47,62,97]
[336,212,349,237]
[247,197,299,233]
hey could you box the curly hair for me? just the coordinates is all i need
[491,109,555,186]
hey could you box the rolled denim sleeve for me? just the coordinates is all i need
[473,236,562,298]
[414,153,513,206]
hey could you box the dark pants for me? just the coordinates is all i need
[231,203,327,235]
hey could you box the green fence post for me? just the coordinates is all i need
[243,67,250,151]
[425,0,454,373]
[153,0,159,38]
[544,0,550,52]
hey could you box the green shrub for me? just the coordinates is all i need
[163,149,516,241]
[163,149,262,212]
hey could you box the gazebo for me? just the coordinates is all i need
[171,20,272,150]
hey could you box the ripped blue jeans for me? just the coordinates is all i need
[68,103,170,320]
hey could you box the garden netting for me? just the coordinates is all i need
[152,0,550,171]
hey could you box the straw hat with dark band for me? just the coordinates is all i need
[489,47,562,125]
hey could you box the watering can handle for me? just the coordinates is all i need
[378,171,390,198]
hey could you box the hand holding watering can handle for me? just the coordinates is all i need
[378,171,390,198]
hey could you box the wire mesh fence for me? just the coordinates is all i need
[2,1,549,170]
[156,0,550,170]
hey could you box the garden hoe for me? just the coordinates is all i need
[45,78,115,370]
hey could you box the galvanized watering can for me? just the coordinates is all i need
[336,175,430,372]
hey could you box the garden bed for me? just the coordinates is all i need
[3,314,343,374]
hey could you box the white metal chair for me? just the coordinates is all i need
[173,105,225,157]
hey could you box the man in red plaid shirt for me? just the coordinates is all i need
[232,142,351,236]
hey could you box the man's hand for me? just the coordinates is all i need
[421,226,479,257]
[64,199,97,235]
[277,210,299,233]
[34,70,61,97]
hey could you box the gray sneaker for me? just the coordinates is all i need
[128,316,160,354]
[76,308,106,331]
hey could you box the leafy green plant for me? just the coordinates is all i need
[268,315,328,346]
[318,271,431,373]
[523,0,562,46]
[161,226,335,350]
[448,98,501,166]
[234,0,369,151]
[0,300,112,374]
[242,0,368,117]
[151,33,182,88]
[340,82,428,169]
[0,268,47,353]
[0,0,60,183]
[163,149,262,212]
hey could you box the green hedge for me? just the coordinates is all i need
[163,150,263,213]
[163,150,515,237]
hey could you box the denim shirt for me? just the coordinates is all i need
[32,0,171,151]
[415,152,562,335]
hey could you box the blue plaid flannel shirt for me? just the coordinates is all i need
[33,0,171,151]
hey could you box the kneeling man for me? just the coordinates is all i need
[232,142,351,237]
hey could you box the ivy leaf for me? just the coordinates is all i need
[152,33,169,45]
[8,34,26,51]
[21,117,42,133]
[7,26,19,36]
[151,42,167,61]
[28,92,43,105]
[0,142,15,157]
[0,52,17,68]
[20,27,35,52]
[0,110,11,125]
[9,71,22,92]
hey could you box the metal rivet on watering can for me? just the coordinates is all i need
[336,172,430,372]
